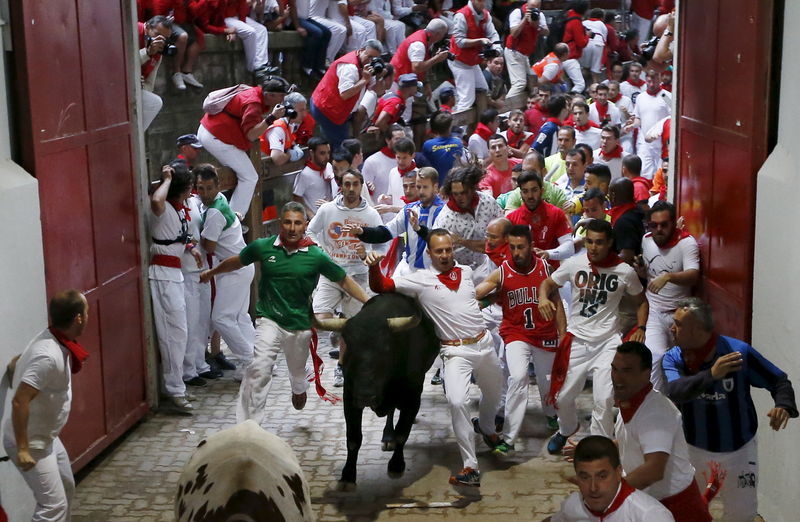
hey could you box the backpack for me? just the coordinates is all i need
[202,84,251,115]
[546,11,581,52]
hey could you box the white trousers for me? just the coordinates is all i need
[448,60,489,112]
[630,13,653,42]
[182,272,212,380]
[225,16,269,71]
[562,58,585,93]
[237,317,313,424]
[555,334,620,437]
[503,340,557,445]
[150,278,188,397]
[646,308,674,391]
[383,19,406,53]
[310,16,347,64]
[212,265,255,366]
[197,124,258,215]
[637,137,662,179]
[504,48,532,99]
[688,438,758,522]
[350,16,377,52]
[141,89,162,130]
[579,43,604,74]
[2,436,73,522]
[482,304,507,409]
[441,334,504,470]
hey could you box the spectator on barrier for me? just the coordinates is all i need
[286,0,332,78]
[309,0,348,67]
[532,43,569,89]
[448,0,502,112]
[152,0,204,90]
[504,0,549,99]
[422,111,465,186]
[392,0,430,31]
[260,91,308,166]
[139,15,174,130]
[198,77,288,216]
[561,0,591,94]
[469,108,500,162]
[251,0,286,31]
[292,137,334,218]
[175,133,203,168]
[327,0,377,54]
[369,73,422,134]
[223,0,274,82]
[367,0,406,54]
[310,39,384,150]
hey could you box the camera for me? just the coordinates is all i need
[527,7,540,18]
[640,36,660,61]
[262,10,279,22]
[432,40,456,61]
[479,43,501,60]
[369,56,386,77]
[145,34,178,57]
[283,103,298,120]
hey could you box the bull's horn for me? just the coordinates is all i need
[313,317,349,332]
[387,315,420,332]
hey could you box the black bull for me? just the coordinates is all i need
[316,293,440,485]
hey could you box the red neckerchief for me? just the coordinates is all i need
[485,241,510,267]
[659,184,667,200]
[575,120,600,132]
[400,195,418,204]
[587,480,637,518]
[600,145,623,160]
[563,115,574,126]
[546,332,574,406]
[306,160,332,180]
[474,122,493,141]
[440,104,452,113]
[446,193,479,215]
[169,200,191,221]
[618,383,653,423]
[684,333,718,374]
[611,92,622,103]
[646,86,661,96]
[589,250,624,275]
[48,326,89,374]
[661,82,672,92]
[546,116,563,126]
[626,77,645,88]
[278,233,316,251]
[609,202,637,225]
[595,101,609,122]
[506,129,526,148]
[436,266,462,291]
[380,146,396,159]
[398,160,417,175]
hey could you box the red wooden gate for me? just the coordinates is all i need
[676,0,776,341]
[10,1,149,469]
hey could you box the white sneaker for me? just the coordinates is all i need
[182,72,203,88]
[172,72,186,91]
[168,396,193,414]
[333,365,344,387]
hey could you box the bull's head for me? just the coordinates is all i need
[313,315,420,333]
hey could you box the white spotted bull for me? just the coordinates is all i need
[175,420,314,521]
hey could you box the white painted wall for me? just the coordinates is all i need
[0,10,47,521]
[751,2,800,521]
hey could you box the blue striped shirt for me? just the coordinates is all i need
[663,335,793,453]
[385,196,445,270]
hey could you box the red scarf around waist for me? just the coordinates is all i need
[48,326,89,374]
[474,122,493,142]
[436,266,462,291]
[545,332,574,406]
[446,193,479,215]
[588,480,636,518]
[609,202,637,225]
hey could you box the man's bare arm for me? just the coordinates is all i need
[12,383,39,471]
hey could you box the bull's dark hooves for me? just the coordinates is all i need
[381,441,396,452]
[336,481,357,492]
[387,470,405,479]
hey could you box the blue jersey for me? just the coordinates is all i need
[533,120,559,156]
[422,136,463,186]
[385,196,444,269]
[662,335,794,453]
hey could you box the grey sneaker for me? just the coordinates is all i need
[172,72,186,90]
[333,365,344,387]
[168,396,193,414]
[181,72,203,88]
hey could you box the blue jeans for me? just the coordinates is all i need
[297,18,330,71]
[310,99,349,151]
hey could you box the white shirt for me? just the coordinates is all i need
[293,164,334,213]
[452,3,501,54]
[593,148,623,179]
[589,101,622,126]
[308,0,329,19]
[550,253,643,342]
[616,389,696,500]
[575,126,602,150]
[201,204,246,262]
[148,204,186,282]
[620,80,644,105]
[642,234,700,313]
[295,0,310,18]
[508,9,548,33]
[408,41,427,63]
[393,264,487,340]
[362,149,398,204]
[583,19,608,46]
[468,134,489,160]
[181,195,207,273]
[369,0,392,18]
[633,90,672,141]
[613,94,634,117]
[8,330,72,450]
[385,166,417,213]
[552,487,674,521]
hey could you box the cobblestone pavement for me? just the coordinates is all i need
[72,339,724,521]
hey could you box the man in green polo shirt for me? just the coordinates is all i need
[200,201,369,424]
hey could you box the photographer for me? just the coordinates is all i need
[390,18,450,86]
[504,0,549,99]
[138,15,174,130]
[448,0,502,112]
[310,39,385,150]
[260,92,308,166]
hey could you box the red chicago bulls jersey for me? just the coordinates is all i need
[499,257,559,349]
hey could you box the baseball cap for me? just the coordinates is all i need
[176,134,202,148]
[398,73,420,87]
